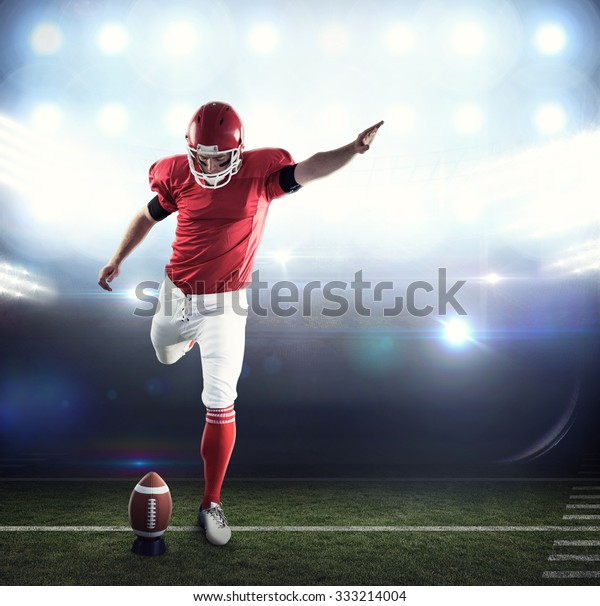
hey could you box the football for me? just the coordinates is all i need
[128,471,172,539]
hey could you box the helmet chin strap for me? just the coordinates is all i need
[200,172,230,188]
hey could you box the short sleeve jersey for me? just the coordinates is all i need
[148,148,295,294]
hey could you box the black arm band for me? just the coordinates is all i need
[147,195,172,221]
[279,164,302,194]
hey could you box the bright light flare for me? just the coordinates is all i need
[97,24,129,55]
[443,318,472,346]
[97,104,129,135]
[163,22,198,56]
[550,239,600,274]
[248,23,279,54]
[534,22,567,55]
[0,263,54,300]
[128,286,158,301]
[450,22,486,56]
[30,23,63,55]
[484,272,502,284]
[470,129,600,268]
[385,23,416,54]
[30,103,63,134]
[273,250,291,264]
[453,104,484,135]
[534,103,567,135]
[0,111,137,234]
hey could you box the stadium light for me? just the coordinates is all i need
[471,129,600,254]
[534,22,567,55]
[273,250,291,264]
[453,104,484,136]
[450,22,486,56]
[0,112,146,263]
[30,23,63,55]
[97,104,129,135]
[1,112,69,181]
[443,318,472,346]
[97,24,129,55]
[534,103,566,135]
[385,23,415,54]
[549,239,600,274]
[0,263,54,300]
[484,272,502,284]
[248,23,279,54]
[163,22,198,56]
[30,103,63,134]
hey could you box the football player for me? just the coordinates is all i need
[98,102,383,546]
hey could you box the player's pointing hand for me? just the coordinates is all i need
[354,120,384,154]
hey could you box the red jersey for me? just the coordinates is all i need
[149,148,295,294]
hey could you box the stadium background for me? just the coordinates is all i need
[1,0,600,479]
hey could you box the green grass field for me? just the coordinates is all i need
[1,479,599,586]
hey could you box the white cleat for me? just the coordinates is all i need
[198,502,232,546]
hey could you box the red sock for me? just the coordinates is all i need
[200,404,236,510]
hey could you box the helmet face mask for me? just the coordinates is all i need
[185,102,244,189]
[187,144,242,189]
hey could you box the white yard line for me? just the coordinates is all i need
[563,515,600,520]
[548,554,600,561]
[553,540,600,546]
[543,571,600,579]
[569,495,600,499]
[2,525,600,533]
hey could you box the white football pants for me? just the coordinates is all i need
[150,277,248,409]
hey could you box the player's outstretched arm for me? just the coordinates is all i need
[97,206,158,291]
[294,120,384,186]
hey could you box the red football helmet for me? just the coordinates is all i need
[185,101,244,189]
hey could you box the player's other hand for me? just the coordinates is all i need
[354,120,384,154]
[98,263,120,291]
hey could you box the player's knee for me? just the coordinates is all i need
[155,351,178,365]
[202,389,237,410]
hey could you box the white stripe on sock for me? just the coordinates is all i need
[206,405,235,425]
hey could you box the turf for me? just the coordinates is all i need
[1,480,599,585]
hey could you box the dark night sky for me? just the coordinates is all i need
[1,252,598,477]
